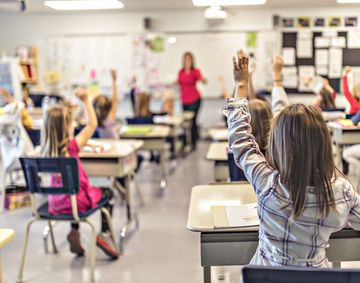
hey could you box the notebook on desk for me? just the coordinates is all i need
[211,203,259,229]
[123,126,152,135]
[82,140,111,153]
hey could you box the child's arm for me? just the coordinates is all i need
[271,56,289,117]
[228,49,276,196]
[75,88,98,148]
[343,67,360,109]
[108,69,118,122]
[0,88,14,104]
[347,181,360,230]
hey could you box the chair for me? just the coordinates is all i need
[25,128,41,147]
[126,117,154,125]
[17,157,116,283]
[0,229,15,283]
[228,152,247,182]
[242,266,360,283]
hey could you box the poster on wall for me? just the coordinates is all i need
[297,17,311,28]
[246,32,258,49]
[297,38,313,58]
[282,67,298,88]
[282,48,295,65]
[282,17,294,28]
[314,18,326,27]
[348,30,360,48]
[299,66,315,92]
[345,16,358,27]
[328,48,343,78]
[328,17,342,28]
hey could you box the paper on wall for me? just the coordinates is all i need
[282,48,296,65]
[323,30,338,38]
[282,67,298,88]
[315,37,330,48]
[297,38,313,58]
[348,30,360,48]
[328,48,343,78]
[297,30,312,39]
[316,66,328,76]
[331,37,346,48]
[299,66,315,91]
[315,49,329,66]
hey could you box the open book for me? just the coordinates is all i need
[82,140,111,153]
[212,203,259,229]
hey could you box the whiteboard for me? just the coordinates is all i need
[45,31,277,99]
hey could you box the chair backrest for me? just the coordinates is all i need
[20,157,79,195]
[26,128,41,146]
[228,152,247,182]
[242,266,360,283]
[126,117,154,125]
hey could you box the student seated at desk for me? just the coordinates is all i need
[312,79,337,111]
[40,88,120,259]
[342,66,360,115]
[227,49,360,267]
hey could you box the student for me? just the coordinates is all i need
[342,66,360,115]
[40,88,120,259]
[93,69,118,138]
[313,79,337,111]
[135,91,152,118]
[227,49,360,267]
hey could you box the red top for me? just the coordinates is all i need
[342,75,360,115]
[48,139,102,215]
[178,68,203,105]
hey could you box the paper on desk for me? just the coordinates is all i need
[328,48,343,78]
[297,38,312,58]
[282,48,295,65]
[282,67,298,88]
[226,203,259,228]
[82,141,111,153]
[315,49,329,66]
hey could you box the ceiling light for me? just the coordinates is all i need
[204,6,227,19]
[193,0,266,6]
[337,0,360,2]
[44,0,124,11]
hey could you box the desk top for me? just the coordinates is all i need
[0,229,15,249]
[206,142,228,161]
[187,183,256,232]
[120,125,171,138]
[208,128,228,141]
[79,139,143,159]
[328,121,360,131]
[153,115,183,126]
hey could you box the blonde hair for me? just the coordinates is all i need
[248,99,273,152]
[163,90,174,116]
[267,104,336,219]
[93,95,112,127]
[40,105,72,157]
[135,92,151,117]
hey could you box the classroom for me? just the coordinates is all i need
[1,0,360,282]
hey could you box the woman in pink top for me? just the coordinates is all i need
[41,89,119,259]
[177,52,206,149]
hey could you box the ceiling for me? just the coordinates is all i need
[0,0,359,13]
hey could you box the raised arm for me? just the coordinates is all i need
[75,88,98,148]
[271,55,289,117]
[343,66,360,109]
[108,69,118,122]
[228,49,276,196]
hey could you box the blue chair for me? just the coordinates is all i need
[228,152,247,182]
[26,128,41,146]
[242,266,360,283]
[126,117,154,125]
[17,157,116,283]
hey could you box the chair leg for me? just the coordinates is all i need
[17,218,37,283]
[84,220,97,283]
[42,225,50,254]
[132,173,145,207]
[101,208,117,248]
[48,221,58,254]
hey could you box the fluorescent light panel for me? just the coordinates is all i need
[337,0,360,3]
[204,6,227,19]
[44,0,124,10]
[193,0,266,6]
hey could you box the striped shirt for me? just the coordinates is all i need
[227,95,360,267]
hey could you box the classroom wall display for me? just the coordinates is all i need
[297,17,311,28]
[314,18,326,28]
[0,60,22,105]
[282,16,358,29]
[328,17,342,28]
[282,17,294,28]
[345,16,358,27]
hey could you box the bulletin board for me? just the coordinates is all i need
[282,30,360,94]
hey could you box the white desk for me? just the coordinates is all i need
[120,125,171,190]
[80,139,144,251]
[187,184,360,283]
[206,142,229,182]
[0,229,15,283]
[208,128,228,142]
[328,122,360,170]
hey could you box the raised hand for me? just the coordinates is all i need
[233,49,249,98]
[111,69,117,81]
[273,55,284,76]
[75,88,88,102]
[344,66,352,75]
[0,88,14,103]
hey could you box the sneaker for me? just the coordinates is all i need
[96,233,120,260]
[67,229,85,256]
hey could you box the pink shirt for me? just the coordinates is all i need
[48,139,102,215]
[178,68,203,105]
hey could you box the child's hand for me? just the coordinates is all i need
[0,88,13,103]
[344,66,352,75]
[273,55,284,75]
[111,69,117,81]
[233,49,249,98]
[75,88,88,102]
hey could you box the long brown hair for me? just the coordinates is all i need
[319,88,336,110]
[93,95,112,127]
[40,105,72,157]
[249,99,272,152]
[182,52,195,70]
[135,92,152,117]
[267,104,336,218]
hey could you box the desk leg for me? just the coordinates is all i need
[119,174,139,252]
[159,149,167,191]
[204,266,211,283]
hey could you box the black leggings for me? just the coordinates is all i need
[71,188,114,233]
[183,98,202,148]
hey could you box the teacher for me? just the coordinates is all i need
[177,52,206,150]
